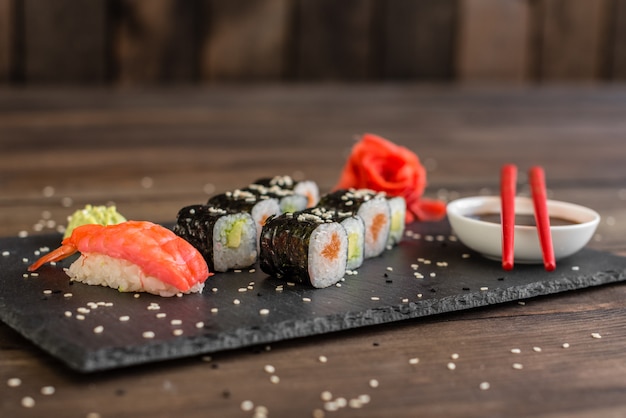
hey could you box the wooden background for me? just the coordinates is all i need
[1,0,626,85]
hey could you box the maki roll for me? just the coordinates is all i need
[252,175,320,207]
[208,189,281,246]
[260,211,348,289]
[302,207,365,270]
[318,189,391,259]
[174,205,258,272]
[386,196,406,246]
[245,183,308,213]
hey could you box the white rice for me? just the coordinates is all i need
[213,212,258,272]
[356,197,391,258]
[250,198,281,247]
[308,222,348,288]
[339,216,365,270]
[66,254,204,297]
[294,180,320,207]
[387,196,406,246]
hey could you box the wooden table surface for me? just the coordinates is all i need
[1,85,625,417]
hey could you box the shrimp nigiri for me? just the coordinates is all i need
[28,221,212,297]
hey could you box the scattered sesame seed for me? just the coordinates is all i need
[562,343,570,348]
[430,272,436,277]
[2,251,9,256]
[93,326,104,334]
[7,377,22,387]
[119,316,130,322]
[479,381,491,390]
[447,362,456,370]
[210,308,218,314]
[572,266,580,271]
[511,348,521,354]
[195,321,204,328]
[512,363,524,370]
[401,298,409,303]
[259,308,270,315]
[264,364,276,374]
[173,329,183,336]
[76,314,85,320]
[238,287,247,293]
[312,408,325,418]
[241,400,254,411]
[170,319,182,326]
[156,313,167,319]
[77,307,90,314]
[18,231,28,238]
[480,287,488,291]
[417,293,423,298]
[133,293,141,298]
[41,386,55,395]
[370,296,380,301]
[64,311,72,318]
[533,346,542,352]
[270,375,280,384]
[233,299,241,305]
[302,297,312,302]
[369,379,379,388]
[63,293,72,298]
[321,391,333,401]
[409,357,420,365]
[386,266,393,271]
[591,332,602,339]
[462,253,471,259]
[43,289,52,295]
[142,331,155,339]
[21,396,35,408]
[318,355,328,363]
[451,353,459,360]
[249,268,256,273]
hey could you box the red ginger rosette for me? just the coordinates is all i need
[334,133,446,223]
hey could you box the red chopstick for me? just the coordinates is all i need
[500,164,517,271]
[528,166,556,271]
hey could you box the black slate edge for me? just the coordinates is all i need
[74,268,626,373]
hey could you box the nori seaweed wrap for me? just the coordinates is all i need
[318,189,391,259]
[174,204,257,272]
[251,175,320,207]
[245,183,308,213]
[260,211,348,288]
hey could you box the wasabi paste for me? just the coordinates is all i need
[64,205,126,238]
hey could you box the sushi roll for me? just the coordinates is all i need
[386,196,407,246]
[318,189,391,259]
[28,221,211,297]
[245,183,308,214]
[302,207,365,270]
[207,189,281,247]
[174,205,258,272]
[260,211,348,289]
[252,175,320,207]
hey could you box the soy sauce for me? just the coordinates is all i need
[468,213,578,226]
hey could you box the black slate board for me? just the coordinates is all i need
[1,220,625,373]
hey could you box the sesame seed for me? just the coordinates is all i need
[369,379,379,388]
[591,332,602,339]
[447,362,456,370]
[259,308,270,315]
[41,386,55,395]
[238,287,247,293]
[562,343,570,348]
[76,314,85,320]
[195,321,204,328]
[21,396,35,408]
[462,253,471,259]
[93,325,104,334]
[43,289,52,295]
[173,329,183,336]
[479,382,491,390]
[142,331,155,339]
[312,409,325,418]
[63,293,72,298]
[302,297,312,302]
[133,293,141,298]
[264,364,276,373]
[572,266,580,271]
[318,355,328,363]
[430,272,436,277]
[7,378,22,387]
[156,313,167,319]
[386,266,393,271]
[270,375,280,384]
[401,298,409,303]
[241,400,254,411]
[64,311,72,318]
[451,353,459,360]
[119,316,130,322]
[512,363,524,370]
[511,348,521,354]
[2,251,9,256]
[480,286,488,291]
[370,296,380,301]
[77,307,90,314]
[233,299,241,305]
[321,391,333,401]
[170,319,182,326]
[210,308,218,313]
[409,357,420,365]
[533,346,542,352]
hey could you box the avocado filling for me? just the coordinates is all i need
[347,231,361,262]
[225,219,246,248]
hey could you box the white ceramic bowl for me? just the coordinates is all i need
[447,196,600,264]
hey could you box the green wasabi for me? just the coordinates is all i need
[64,205,126,238]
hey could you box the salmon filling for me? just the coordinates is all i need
[370,213,387,243]
[321,232,341,261]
